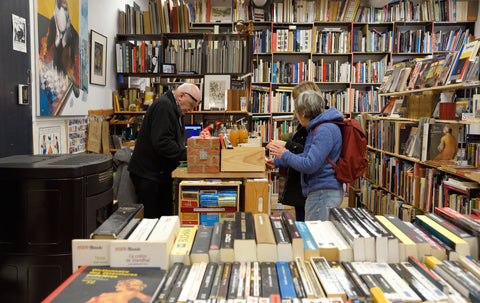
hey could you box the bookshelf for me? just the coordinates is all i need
[363,78,480,219]
[113,31,253,147]
[249,18,475,142]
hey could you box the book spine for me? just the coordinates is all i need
[170,226,198,266]
[187,262,208,301]
[191,225,213,263]
[415,215,469,256]
[128,218,158,241]
[209,262,225,300]
[295,221,318,253]
[260,262,281,300]
[288,261,306,299]
[310,257,346,300]
[407,255,448,292]
[250,261,261,298]
[209,222,223,262]
[328,260,365,300]
[270,215,291,245]
[276,261,297,299]
[340,261,371,298]
[198,262,219,300]
[221,220,235,250]
[217,262,233,300]
[303,259,326,298]
[177,262,202,303]
[227,262,241,300]
[166,265,191,303]
[295,257,315,298]
[157,262,183,302]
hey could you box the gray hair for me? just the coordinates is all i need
[176,83,198,94]
[294,90,326,119]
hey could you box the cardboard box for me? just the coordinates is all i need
[244,179,269,214]
[221,146,265,172]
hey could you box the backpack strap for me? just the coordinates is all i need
[312,120,343,169]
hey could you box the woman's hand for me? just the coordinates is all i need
[268,143,288,159]
[266,140,286,150]
[265,157,275,170]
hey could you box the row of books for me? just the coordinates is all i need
[363,153,480,215]
[48,254,480,303]
[78,207,479,272]
[352,26,393,53]
[380,39,480,94]
[52,208,480,302]
[119,0,190,35]
[253,59,352,85]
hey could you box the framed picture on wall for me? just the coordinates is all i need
[90,30,107,86]
[33,119,68,155]
[203,74,231,110]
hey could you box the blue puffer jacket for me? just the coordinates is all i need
[274,107,344,196]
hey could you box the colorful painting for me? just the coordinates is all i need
[37,0,83,116]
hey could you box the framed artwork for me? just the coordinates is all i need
[90,30,107,86]
[203,74,231,110]
[36,0,82,116]
[162,63,176,74]
[33,119,68,155]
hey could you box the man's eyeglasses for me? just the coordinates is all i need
[185,92,201,106]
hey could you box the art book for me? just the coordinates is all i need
[414,58,434,89]
[449,40,480,83]
[43,266,167,303]
[422,123,460,162]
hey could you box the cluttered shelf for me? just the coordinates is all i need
[367,145,480,184]
[379,82,480,97]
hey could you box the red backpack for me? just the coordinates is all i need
[313,119,368,183]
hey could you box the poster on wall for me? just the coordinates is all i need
[12,14,27,53]
[67,117,88,154]
[33,120,67,155]
[36,0,87,116]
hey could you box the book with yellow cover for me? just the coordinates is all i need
[170,225,198,267]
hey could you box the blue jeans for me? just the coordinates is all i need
[305,188,344,221]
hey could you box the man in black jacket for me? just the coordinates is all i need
[129,83,202,218]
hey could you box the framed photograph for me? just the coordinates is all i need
[33,119,68,155]
[204,74,231,110]
[90,30,107,86]
[162,63,176,74]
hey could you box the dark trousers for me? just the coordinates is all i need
[295,205,305,222]
[130,172,173,218]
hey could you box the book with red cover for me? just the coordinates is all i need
[42,266,166,303]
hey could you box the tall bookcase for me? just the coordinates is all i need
[112,31,253,150]
[249,18,476,143]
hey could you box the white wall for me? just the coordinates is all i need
[30,0,149,120]
[87,0,149,111]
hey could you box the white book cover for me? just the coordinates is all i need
[128,218,158,241]
[71,239,111,272]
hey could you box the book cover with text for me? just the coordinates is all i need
[43,266,166,303]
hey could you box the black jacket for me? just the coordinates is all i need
[278,124,307,207]
[128,90,186,182]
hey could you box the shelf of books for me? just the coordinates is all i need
[361,33,480,219]
[50,203,480,302]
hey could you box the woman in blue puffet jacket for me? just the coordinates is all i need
[267,90,344,221]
